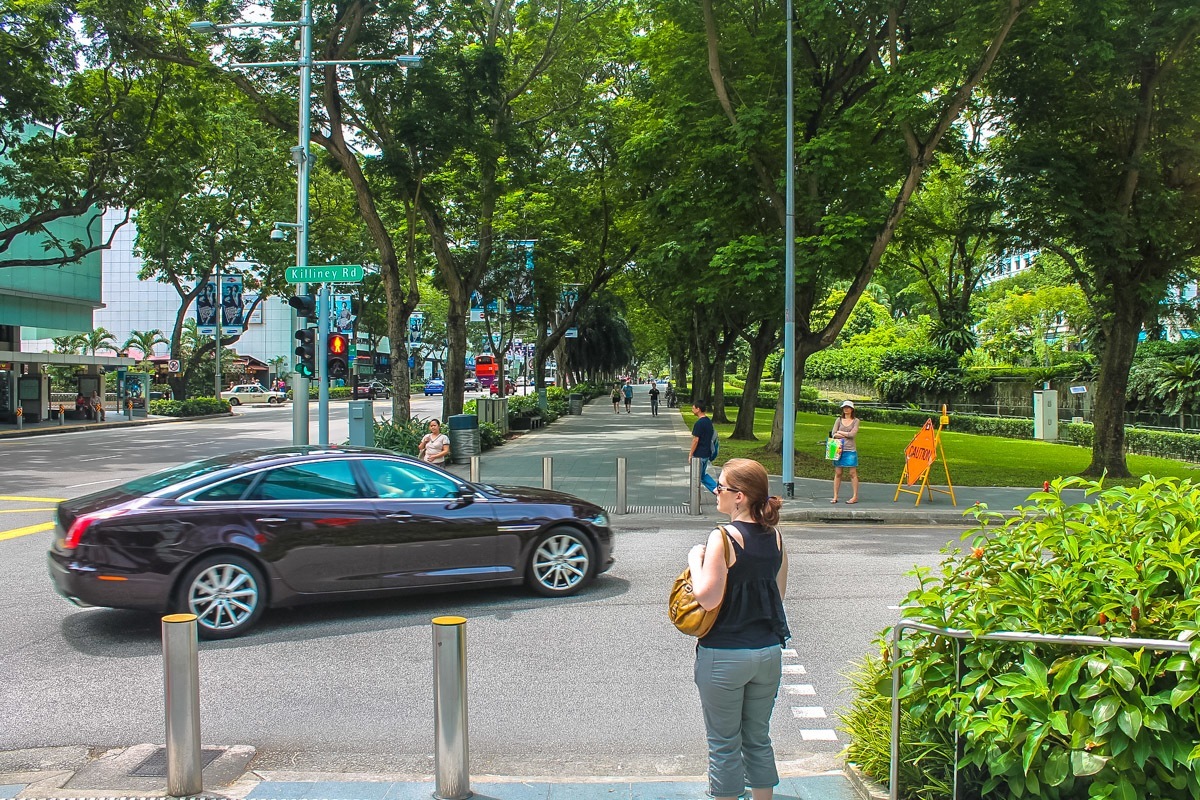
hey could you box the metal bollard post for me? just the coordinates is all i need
[543,456,553,490]
[432,616,470,800]
[616,457,627,515]
[162,614,202,797]
[470,456,480,483]
[59,405,66,426]
[15,408,22,430]
[690,458,701,516]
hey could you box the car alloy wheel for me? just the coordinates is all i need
[527,527,595,597]
[228,397,240,406]
[180,555,266,639]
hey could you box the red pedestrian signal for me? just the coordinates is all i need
[328,333,349,379]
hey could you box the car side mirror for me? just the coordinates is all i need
[448,487,475,509]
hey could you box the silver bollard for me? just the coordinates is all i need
[470,456,480,483]
[616,457,627,515]
[543,456,553,490]
[432,616,470,800]
[162,613,202,797]
[690,458,701,516]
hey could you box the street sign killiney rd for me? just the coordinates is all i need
[285,265,364,284]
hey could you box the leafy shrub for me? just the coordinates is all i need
[876,370,917,403]
[765,349,784,381]
[480,422,504,449]
[853,478,1200,799]
[806,346,889,383]
[151,397,231,417]
[800,386,819,401]
[463,399,477,416]
[880,346,959,374]
[372,416,429,455]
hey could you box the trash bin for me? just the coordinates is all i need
[569,393,583,415]
[447,414,480,464]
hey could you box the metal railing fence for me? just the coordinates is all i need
[889,621,1191,800]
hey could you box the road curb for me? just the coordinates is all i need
[778,507,1003,525]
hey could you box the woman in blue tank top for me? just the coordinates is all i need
[687,458,790,800]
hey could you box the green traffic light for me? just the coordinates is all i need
[296,364,313,377]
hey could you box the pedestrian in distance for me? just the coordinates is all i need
[688,457,790,800]
[622,381,633,413]
[611,384,621,413]
[418,419,451,465]
[688,401,719,493]
[830,400,860,504]
[648,382,660,416]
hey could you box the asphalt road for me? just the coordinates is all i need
[0,403,971,777]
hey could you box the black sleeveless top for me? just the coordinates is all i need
[699,521,791,649]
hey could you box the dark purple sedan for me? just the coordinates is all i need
[48,447,614,639]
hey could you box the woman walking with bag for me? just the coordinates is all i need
[830,400,859,504]
[687,458,790,800]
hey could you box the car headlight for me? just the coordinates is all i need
[587,511,609,528]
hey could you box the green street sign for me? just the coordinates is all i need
[285,264,364,284]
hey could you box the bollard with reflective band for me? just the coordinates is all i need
[470,456,480,483]
[162,614,202,797]
[616,457,627,515]
[432,616,470,800]
[689,459,701,515]
[543,456,553,490]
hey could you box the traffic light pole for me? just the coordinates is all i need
[318,283,330,445]
[291,0,314,447]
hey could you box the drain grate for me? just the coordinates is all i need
[129,747,224,777]
[603,504,692,515]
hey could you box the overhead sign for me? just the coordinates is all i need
[903,420,938,486]
[285,265,364,284]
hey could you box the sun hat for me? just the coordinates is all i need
[841,400,855,409]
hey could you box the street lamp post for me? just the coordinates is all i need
[782,0,797,498]
[190,2,419,446]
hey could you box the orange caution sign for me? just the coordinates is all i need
[894,415,956,507]
[904,421,937,485]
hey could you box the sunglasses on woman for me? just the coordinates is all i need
[714,483,739,494]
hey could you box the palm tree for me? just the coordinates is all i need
[1153,356,1200,430]
[51,336,84,355]
[77,327,118,356]
[123,329,169,361]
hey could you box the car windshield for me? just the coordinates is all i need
[119,455,236,494]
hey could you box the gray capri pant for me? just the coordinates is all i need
[694,644,784,797]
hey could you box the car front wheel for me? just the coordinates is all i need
[227,396,240,406]
[526,527,595,597]
[178,554,267,639]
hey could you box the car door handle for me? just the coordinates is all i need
[385,512,413,520]
[255,517,288,524]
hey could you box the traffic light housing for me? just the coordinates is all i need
[288,294,318,321]
[328,333,349,380]
[295,328,316,377]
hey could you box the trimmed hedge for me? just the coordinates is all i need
[149,398,231,417]
[800,399,1200,464]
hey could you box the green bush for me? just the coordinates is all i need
[806,346,889,382]
[480,422,504,449]
[150,397,231,417]
[880,346,959,373]
[372,416,429,456]
[852,478,1200,799]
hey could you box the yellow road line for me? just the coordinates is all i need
[0,508,54,513]
[0,521,55,541]
[0,495,66,503]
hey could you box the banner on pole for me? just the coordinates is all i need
[219,275,245,336]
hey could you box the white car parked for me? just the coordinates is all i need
[220,384,288,406]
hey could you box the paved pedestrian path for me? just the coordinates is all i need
[444,390,1060,523]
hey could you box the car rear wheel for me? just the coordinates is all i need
[227,396,240,406]
[179,554,266,639]
[267,396,278,404]
[526,527,595,597]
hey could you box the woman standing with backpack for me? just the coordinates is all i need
[611,384,621,413]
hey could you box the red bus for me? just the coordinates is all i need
[474,354,498,386]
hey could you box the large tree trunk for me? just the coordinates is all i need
[732,322,778,440]
[768,351,811,452]
[1084,296,1146,478]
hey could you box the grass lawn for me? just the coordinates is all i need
[684,408,1200,488]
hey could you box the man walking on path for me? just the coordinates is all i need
[648,382,660,416]
[622,381,633,413]
[688,401,718,492]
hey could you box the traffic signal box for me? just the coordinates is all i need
[287,294,318,321]
[328,333,349,379]
[295,328,317,377]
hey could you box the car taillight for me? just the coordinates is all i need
[62,508,125,550]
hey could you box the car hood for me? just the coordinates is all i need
[482,484,602,509]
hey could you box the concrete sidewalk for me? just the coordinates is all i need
[444,392,1060,525]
